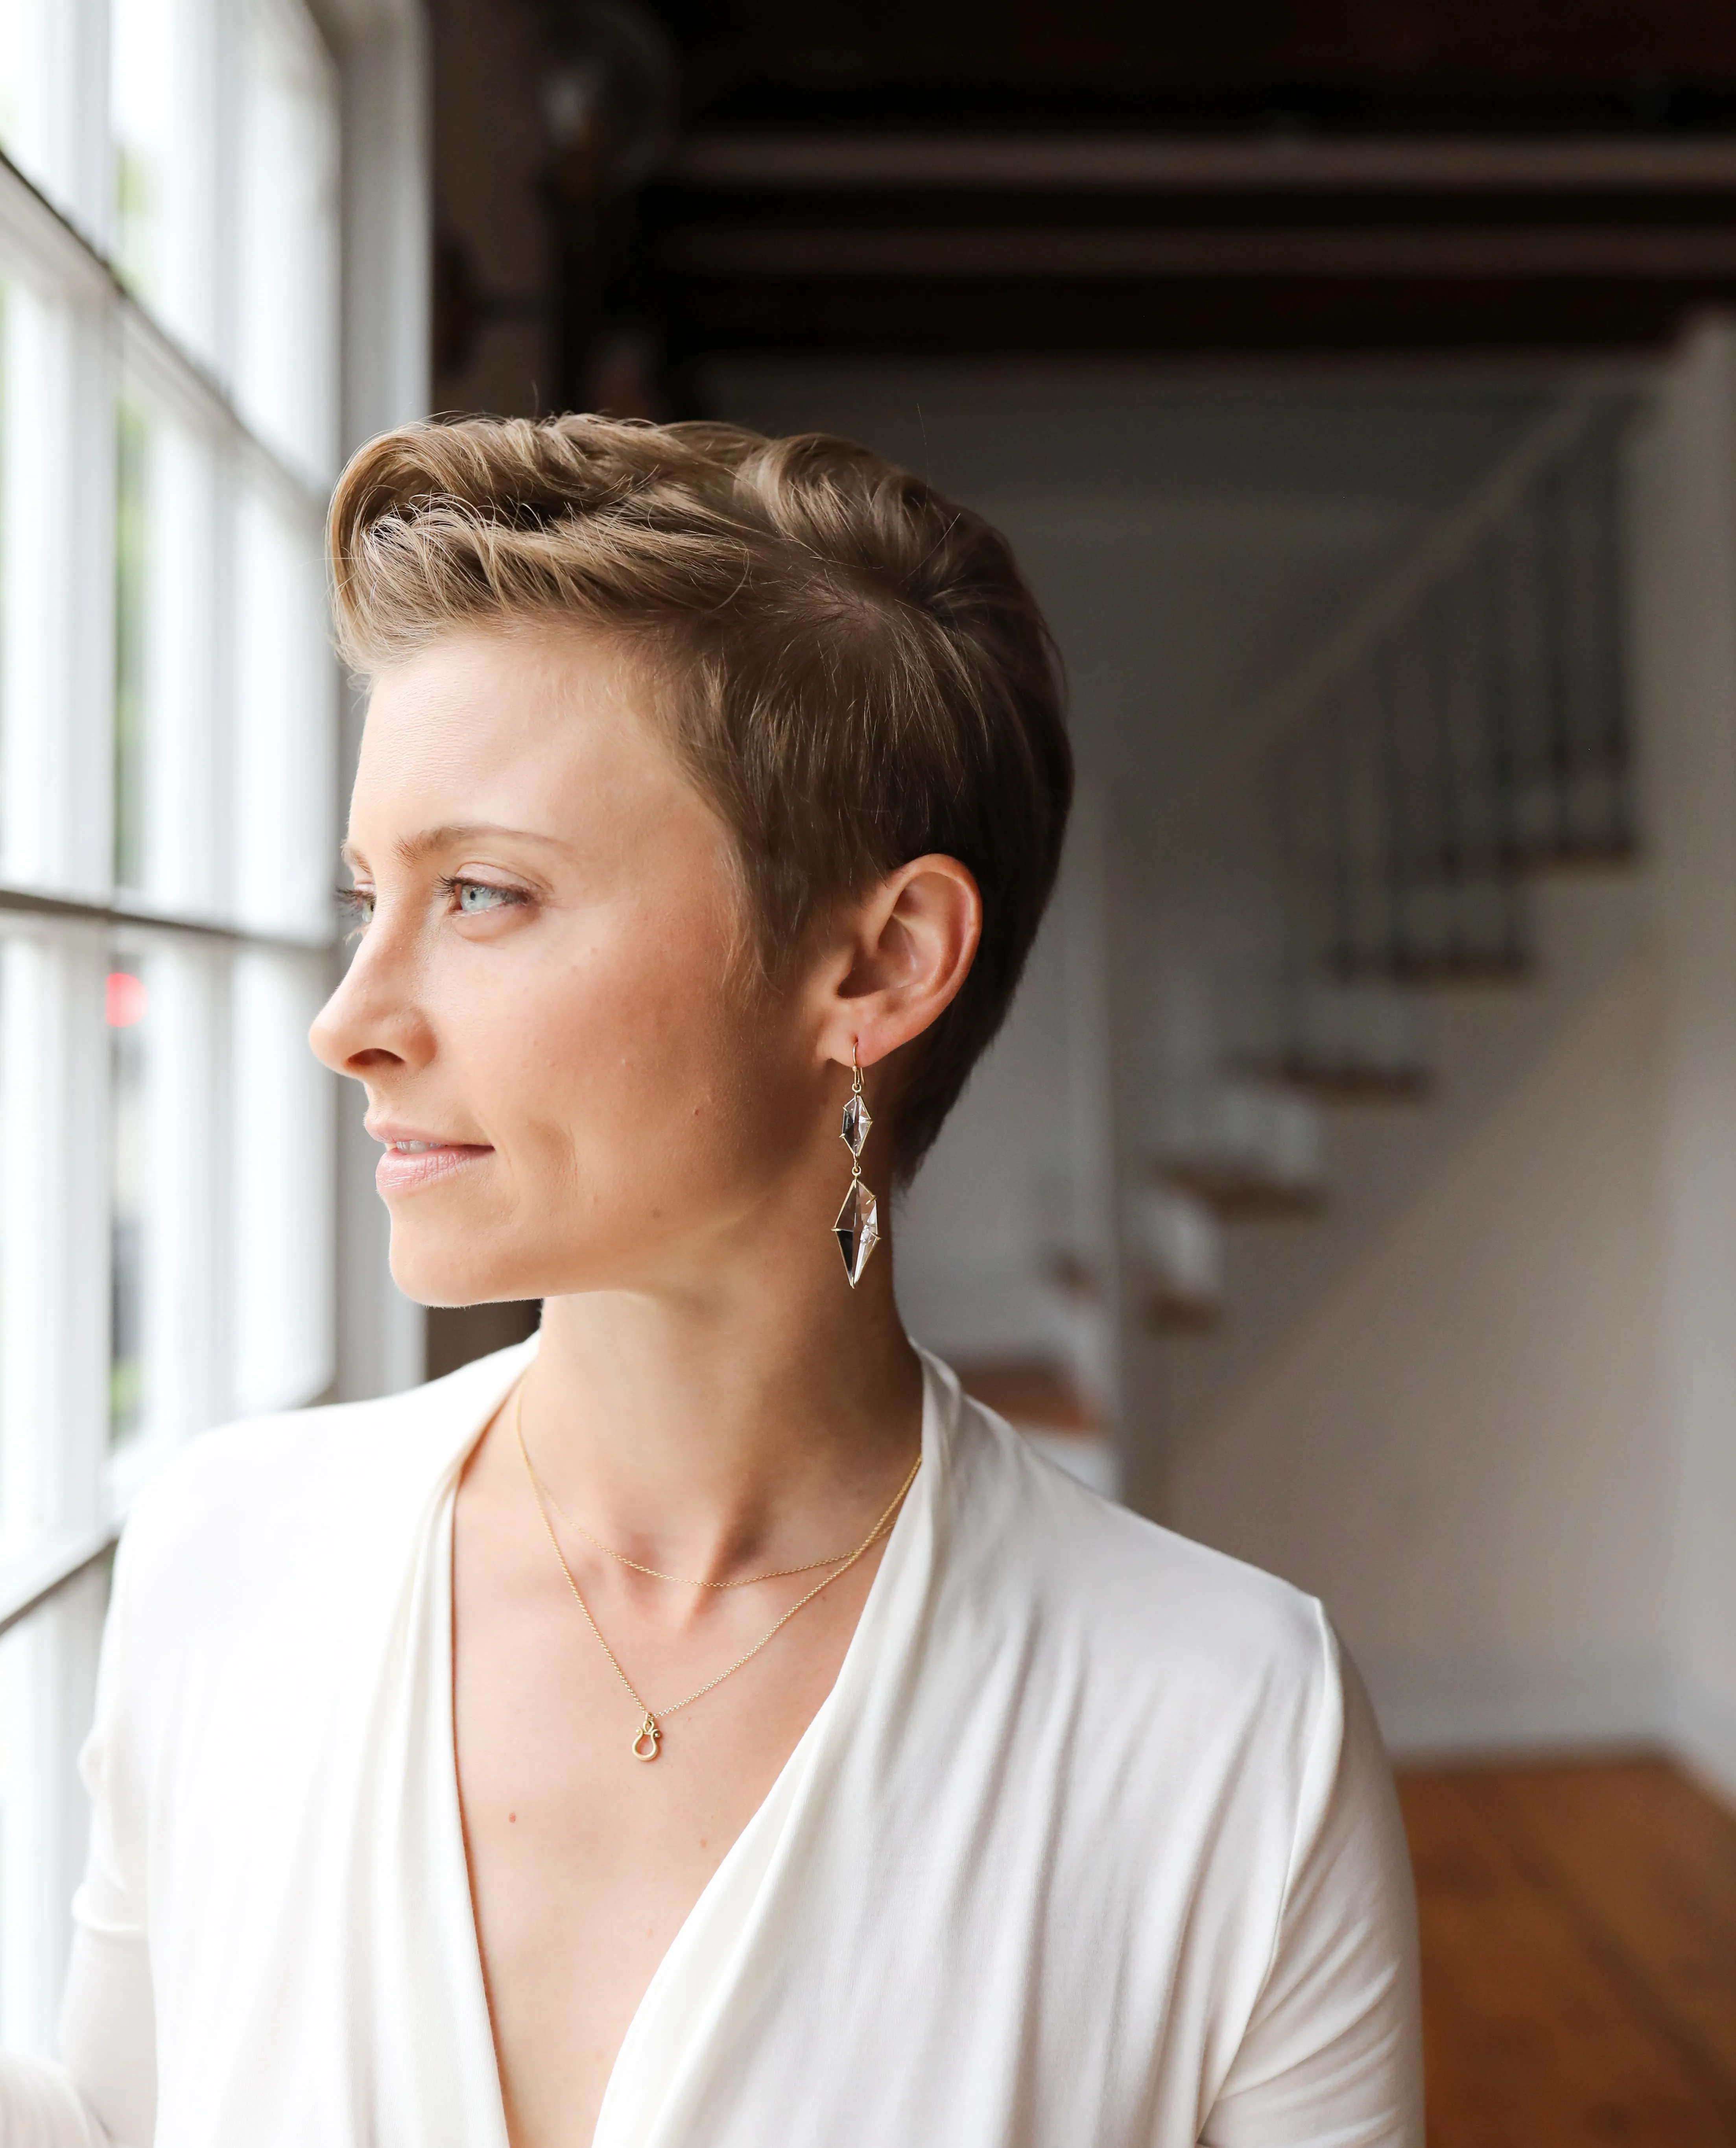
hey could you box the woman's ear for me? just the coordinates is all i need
[817,853,982,1070]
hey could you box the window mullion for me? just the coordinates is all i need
[0,292,107,896]
[62,927,112,1537]
[0,921,109,1537]
[71,301,118,900]
[65,0,113,247]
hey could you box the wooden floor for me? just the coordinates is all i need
[1398,1758,1736,2145]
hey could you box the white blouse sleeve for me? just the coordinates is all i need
[1201,1613,1424,2148]
[0,2050,114,2148]
[0,1798,156,2148]
[0,1542,157,2148]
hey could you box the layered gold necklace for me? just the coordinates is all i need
[513,1378,921,1762]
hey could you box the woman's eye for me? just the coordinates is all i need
[453,880,518,915]
[336,886,374,933]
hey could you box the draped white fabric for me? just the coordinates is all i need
[1,1337,1422,2147]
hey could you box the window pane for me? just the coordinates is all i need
[113,394,220,906]
[0,1609,56,2053]
[233,483,335,938]
[0,283,92,896]
[0,275,7,848]
[236,0,340,481]
[0,0,22,163]
[113,402,150,892]
[0,1571,103,2055]
[0,946,10,1547]
[110,0,220,365]
[0,280,49,889]
[107,936,225,1455]
[0,927,107,1560]
[107,946,151,1446]
[231,950,334,1416]
[0,0,70,216]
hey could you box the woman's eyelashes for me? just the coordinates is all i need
[437,874,531,917]
[336,885,374,940]
[332,876,530,940]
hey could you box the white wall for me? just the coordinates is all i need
[891,838,1086,1361]
[707,351,1736,1785]
[705,359,1561,1445]
[1124,332,1736,1790]
[890,793,1122,1417]
[1160,326,1736,1794]
[1167,873,1672,1758]
[1628,319,1736,1796]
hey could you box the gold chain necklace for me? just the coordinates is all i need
[520,1411,904,1591]
[512,1378,921,1762]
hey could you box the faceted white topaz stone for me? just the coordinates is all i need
[833,1177,880,1287]
[841,1093,872,1158]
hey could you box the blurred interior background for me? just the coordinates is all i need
[4,0,1736,2131]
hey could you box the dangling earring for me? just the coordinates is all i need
[833,1040,881,1288]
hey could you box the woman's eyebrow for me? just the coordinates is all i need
[338,824,570,871]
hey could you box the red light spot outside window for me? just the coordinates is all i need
[105,971,147,1027]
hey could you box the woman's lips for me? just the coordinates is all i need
[375,1142,493,1195]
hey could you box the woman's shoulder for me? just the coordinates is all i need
[115,1339,534,1606]
[934,1367,1333,1710]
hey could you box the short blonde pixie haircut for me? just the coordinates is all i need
[328,415,1073,1178]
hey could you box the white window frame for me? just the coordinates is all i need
[314,0,433,1414]
[0,0,429,2049]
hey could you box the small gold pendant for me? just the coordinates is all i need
[631,1712,662,1761]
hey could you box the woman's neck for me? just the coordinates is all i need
[520,1247,923,1588]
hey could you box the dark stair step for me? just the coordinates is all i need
[1240,1054,1434,1103]
[1147,1288,1222,1334]
[1159,1158,1326,1220]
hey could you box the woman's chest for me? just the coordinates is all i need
[450,1489,878,2145]
[135,1568,1264,2148]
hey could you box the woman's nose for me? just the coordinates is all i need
[308,918,434,1079]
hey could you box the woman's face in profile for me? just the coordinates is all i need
[310,625,815,1308]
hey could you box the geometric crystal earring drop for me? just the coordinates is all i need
[832,1039,881,1288]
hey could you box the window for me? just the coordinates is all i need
[0,0,427,2052]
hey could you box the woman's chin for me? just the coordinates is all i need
[388,1237,532,1311]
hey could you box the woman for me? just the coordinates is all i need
[6,417,1420,2146]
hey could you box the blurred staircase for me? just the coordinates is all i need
[1120,385,1642,1364]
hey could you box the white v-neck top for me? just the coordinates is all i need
[2,1338,1421,2148]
